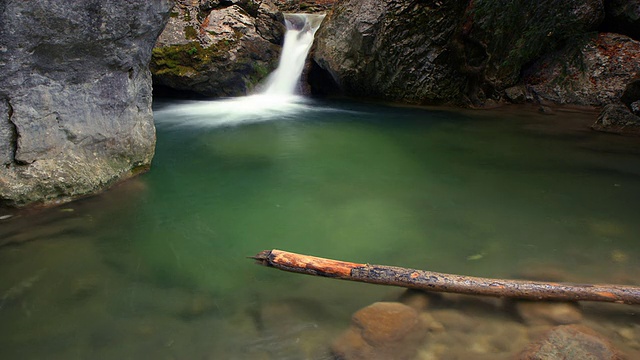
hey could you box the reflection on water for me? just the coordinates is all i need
[1,100,639,359]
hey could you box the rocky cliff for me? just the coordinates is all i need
[311,0,605,106]
[0,0,172,207]
[308,0,640,133]
[151,0,285,97]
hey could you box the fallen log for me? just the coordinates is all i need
[251,249,640,305]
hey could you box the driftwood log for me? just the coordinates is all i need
[251,249,640,305]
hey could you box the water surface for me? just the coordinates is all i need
[1,99,639,359]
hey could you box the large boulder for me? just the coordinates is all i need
[0,0,172,207]
[311,0,468,104]
[151,0,285,97]
[524,33,640,106]
[310,0,604,105]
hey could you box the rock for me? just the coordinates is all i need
[592,103,640,135]
[311,0,468,103]
[151,0,284,97]
[525,33,640,106]
[602,0,640,40]
[505,86,527,103]
[621,77,640,113]
[514,301,583,326]
[0,1,172,207]
[311,0,604,105]
[331,302,427,360]
[538,105,555,115]
[517,324,625,360]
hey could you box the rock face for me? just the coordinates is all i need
[311,0,604,105]
[525,33,640,106]
[0,1,172,207]
[151,0,285,97]
[311,0,468,104]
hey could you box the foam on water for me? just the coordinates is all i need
[153,94,313,128]
[154,13,325,129]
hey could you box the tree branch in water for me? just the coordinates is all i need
[251,249,640,305]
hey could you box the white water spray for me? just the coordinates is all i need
[263,13,326,96]
[154,13,326,128]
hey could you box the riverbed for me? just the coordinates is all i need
[1,99,639,359]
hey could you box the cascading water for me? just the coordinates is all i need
[263,13,326,96]
[154,13,326,128]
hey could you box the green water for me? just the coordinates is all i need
[1,99,639,359]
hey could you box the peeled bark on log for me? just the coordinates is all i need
[251,249,640,305]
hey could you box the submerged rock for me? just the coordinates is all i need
[0,1,172,207]
[517,324,625,360]
[151,0,284,97]
[331,301,427,360]
[513,301,583,326]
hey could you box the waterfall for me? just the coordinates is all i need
[263,13,326,96]
[153,13,326,128]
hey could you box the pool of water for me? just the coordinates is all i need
[1,98,639,359]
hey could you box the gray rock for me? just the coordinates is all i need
[525,33,640,106]
[311,0,604,105]
[0,1,172,207]
[504,86,527,104]
[311,0,468,104]
[592,103,640,135]
[151,0,284,97]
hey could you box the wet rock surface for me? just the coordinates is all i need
[151,0,284,97]
[0,0,172,207]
